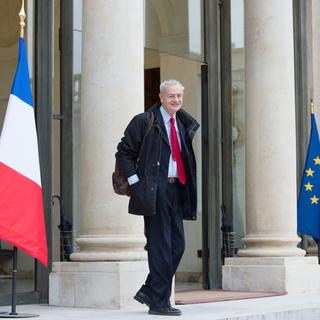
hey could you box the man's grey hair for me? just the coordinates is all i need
[159,79,185,93]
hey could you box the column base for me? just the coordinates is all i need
[49,261,148,309]
[71,235,148,261]
[238,236,305,257]
[223,257,320,293]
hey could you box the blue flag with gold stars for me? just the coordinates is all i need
[298,113,320,240]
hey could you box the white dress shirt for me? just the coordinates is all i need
[127,106,182,185]
[160,106,181,178]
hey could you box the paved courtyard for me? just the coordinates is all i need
[1,293,320,320]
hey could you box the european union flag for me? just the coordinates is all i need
[298,113,320,240]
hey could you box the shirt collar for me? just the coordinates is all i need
[160,105,176,124]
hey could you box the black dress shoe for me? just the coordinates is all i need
[148,307,182,316]
[134,290,151,307]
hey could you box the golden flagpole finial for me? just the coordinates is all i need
[19,0,26,38]
[310,98,315,114]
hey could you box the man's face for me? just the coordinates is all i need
[159,84,184,117]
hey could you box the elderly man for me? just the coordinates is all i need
[115,79,199,316]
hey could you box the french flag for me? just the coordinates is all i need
[0,37,48,266]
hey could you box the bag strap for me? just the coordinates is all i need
[137,111,154,163]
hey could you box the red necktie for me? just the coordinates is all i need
[170,117,186,184]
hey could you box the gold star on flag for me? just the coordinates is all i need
[314,157,320,165]
[310,195,319,204]
[305,182,313,191]
[306,168,315,176]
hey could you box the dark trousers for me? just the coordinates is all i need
[140,179,185,308]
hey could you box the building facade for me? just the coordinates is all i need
[0,0,320,308]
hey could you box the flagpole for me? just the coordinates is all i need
[310,98,314,114]
[9,2,26,316]
[0,1,39,318]
[19,0,26,38]
[10,247,17,316]
[0,247,38,318]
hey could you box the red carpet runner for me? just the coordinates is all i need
[175,290,287,305]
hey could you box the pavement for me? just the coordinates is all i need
[1,293,320,320]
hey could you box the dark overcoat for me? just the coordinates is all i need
[115,103,199,220]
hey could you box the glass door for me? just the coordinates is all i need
[144,0,205,292]
[230,0,245,253]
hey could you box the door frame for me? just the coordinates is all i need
[34,0,53,303]
[202,0,224,289]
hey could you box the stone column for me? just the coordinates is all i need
[71,0,145,263]
[49,0,148,308]
[239,0,302,258]
[223,0,320,293]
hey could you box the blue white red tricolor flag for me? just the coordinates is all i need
[0,37,48,266]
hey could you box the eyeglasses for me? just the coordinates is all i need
[165,94,183,99]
